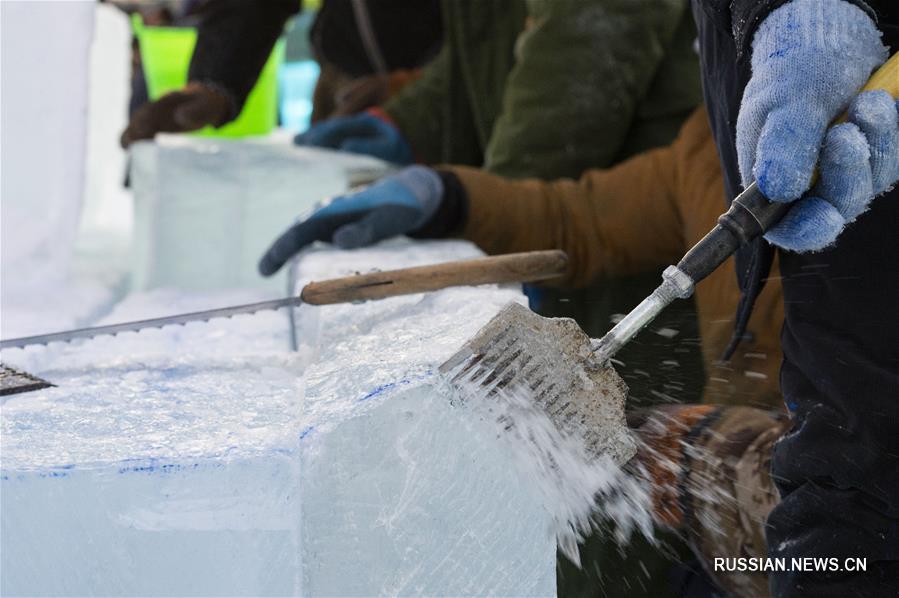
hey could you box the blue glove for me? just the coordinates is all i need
[258,166,443,276]
[294,111,414,165]
[736,0,891,252]
[763,93,899,251]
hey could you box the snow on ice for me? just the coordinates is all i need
[2,240,563,596]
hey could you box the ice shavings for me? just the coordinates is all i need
[292,240,559,594]
[442,374,654,569]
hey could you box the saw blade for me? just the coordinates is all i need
[0,296,304,350]
[0,364,55,396]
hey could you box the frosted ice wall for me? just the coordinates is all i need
[2,240,556,596]
[1,1,94,293]
[1,2,132,342]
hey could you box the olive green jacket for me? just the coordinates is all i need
[384,0,702,179]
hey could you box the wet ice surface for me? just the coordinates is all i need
[2,239,562,596]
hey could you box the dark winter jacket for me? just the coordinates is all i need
[691,2,899,596]
[310,0,443,78]
[187,0,444,122]
[189,0,299,117]
[691,0,899,351]
[384,0,703,179]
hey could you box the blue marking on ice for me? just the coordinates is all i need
[116,459,217,475]
[358,370,435,402]
[359,381,402,402]
[160,366,182,379]
[299,426,315,440]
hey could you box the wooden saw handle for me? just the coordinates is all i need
[300,250,568,305]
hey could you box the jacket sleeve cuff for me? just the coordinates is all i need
[409,169,468,239]
[188,0,298,116]
[730,0,877,58]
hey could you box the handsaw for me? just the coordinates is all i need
[0,364,54,396]
[441,53,899,466]
[0,250,568,350]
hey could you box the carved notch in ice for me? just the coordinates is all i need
[2,240,556,596]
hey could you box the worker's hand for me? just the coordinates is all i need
[294,109,414,165]
[629,405,720,530]
[630,405,788,529]
[120,82,234,148]
[736,0,892,252]
[258,166,443,276]
[763,93,899,251]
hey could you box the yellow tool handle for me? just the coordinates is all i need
[669,52,899,290]
[858,51,899,97]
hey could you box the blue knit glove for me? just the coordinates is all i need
[736,0,890,252]
[764,93,899,251]
[258,166,443,276]
[294,111,414,165]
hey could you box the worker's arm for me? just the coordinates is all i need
[443,147,683,287]
[733,0,894,251]
[188,0,298,114]
[290,46,453,165]
[444,108,721,285]
[259,109,721,280]
[630,404,789,598]
[121,0,297,147]
[258,150,681,280]
[485,0,695,179]
[378,44,452,164]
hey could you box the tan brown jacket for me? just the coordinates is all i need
[445,108,784,409]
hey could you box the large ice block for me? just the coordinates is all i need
[2,240,557,596]
[129,137,392,292]
[1,1,94,292]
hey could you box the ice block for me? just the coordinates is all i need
[2,240,557,596]
[129,137,392,292]
[1,1,94,292]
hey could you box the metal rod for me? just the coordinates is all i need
[590,266,694,364]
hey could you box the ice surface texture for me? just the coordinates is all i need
[2,240,556,596]
[129,137,392,292]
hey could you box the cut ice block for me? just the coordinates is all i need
[291,241,555,595]
[1,306,305,595]
[129,137,392,292]
[2,241,557,596]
